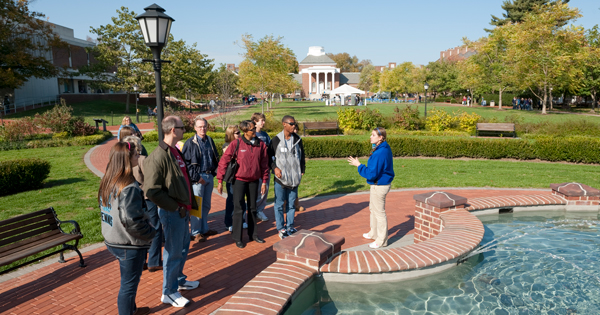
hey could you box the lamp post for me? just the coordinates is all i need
[424,82,429,119]
[136,4,174,143]
[188,88,192,113]
[133,84,139,123]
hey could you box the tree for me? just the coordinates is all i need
[0,0,65,91]
[80,7,148,113]
[426,60,461,99]
[161,38,214,100]
[464,28,515,110]
[237,34,299,112]
[358,64,377,92]
[488,0,569,31]
[326,52,371,72]
[211,64,239,129]
[506,2,585,114]
[379,62,415,100]
[579,25,600,111]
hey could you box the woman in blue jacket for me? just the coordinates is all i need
[348,127,395,249]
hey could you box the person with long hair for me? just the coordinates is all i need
[222,125,247,232]
[99,142,156,315]
[123,135,162,273]
[347,127,395,249]
[118,116,142,141]
[217,120,269,248]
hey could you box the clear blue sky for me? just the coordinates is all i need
[31,0,600,67]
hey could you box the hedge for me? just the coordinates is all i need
[0,131,113,151]
[300,136,600,163]
[0,158,51,196]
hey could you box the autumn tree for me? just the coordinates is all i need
[80,7,148,113]
[380,62,415,100]
[0,0,65,92]
[579,25,600,111]
[237,34,299,112]
[487,0,569,31]
[426,60,461,99]
[358,64,378,92]
[211,64,239,129]
[326,52,371,72]
[161,38,214,99]
[506,2,585,114]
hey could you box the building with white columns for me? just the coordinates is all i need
[298,46,340,100]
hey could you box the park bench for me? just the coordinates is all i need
[93,118,108,131]
[0,207,85,275]
[303,121,339,136]
[476,123,516,137]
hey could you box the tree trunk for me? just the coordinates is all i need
[498,89,503,110]
[542,91,547,115]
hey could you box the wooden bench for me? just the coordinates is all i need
[0,207,85,275]
[476,123,516,137]
[303,121,339,136]
[92,118,108,131]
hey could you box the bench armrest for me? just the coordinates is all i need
[57,219,83,236]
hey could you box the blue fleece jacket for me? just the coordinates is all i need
[357,141,395,185]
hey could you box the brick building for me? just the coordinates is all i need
[439,45,476,62]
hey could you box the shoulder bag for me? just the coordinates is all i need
[223,139,240,184]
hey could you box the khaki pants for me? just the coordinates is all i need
[366,185,391,247]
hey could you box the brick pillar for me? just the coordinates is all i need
[550,182,600,211]
[413,191,468,244]
[273,230,345,270]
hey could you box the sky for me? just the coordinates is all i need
[31,0,600,68]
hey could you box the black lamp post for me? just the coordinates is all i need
[424,82,429,119]
[133,84,139,123]
[136,4,174,143]
[188,88,192,113]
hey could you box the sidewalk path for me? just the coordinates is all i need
[0,105,554,314]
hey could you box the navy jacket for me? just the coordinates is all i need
[358,141,395,185]
[182,135,219,183]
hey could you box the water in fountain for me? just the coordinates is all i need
[292,211,600,315]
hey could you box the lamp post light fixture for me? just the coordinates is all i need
[136,4,174,143]
[133,84,139,123]
[424,82,430,119]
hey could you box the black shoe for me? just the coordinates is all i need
[252,238,265,243]
[236,241,246,248]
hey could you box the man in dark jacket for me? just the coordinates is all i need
[182,117,219,242]
[144,116,199,308]
[268,115,306,239]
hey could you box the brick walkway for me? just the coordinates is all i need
[0,109,553,314]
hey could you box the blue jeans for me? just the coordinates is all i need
[225,182,245,228]
[146,199,162,268]
[273,181,298,231]
[158,208,190,295]
[107,246,147,315]
[190,173,214,236]
[256,174,270,214]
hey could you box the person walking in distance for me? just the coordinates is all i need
[251,112,271,222]
[182,117,219,242]
[268,115,306,239]
[143,116,199,308]
[347,127,395,249]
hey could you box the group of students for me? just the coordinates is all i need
[99,111,396,314]
[512,97,534,111]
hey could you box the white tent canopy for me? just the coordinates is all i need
[326,84,365,96]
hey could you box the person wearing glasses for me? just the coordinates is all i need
[347,127,395,249]
[143,116,199,308]
[268,115,306,239]
[217,120,269,248]
[182,117,220,243]
[99,141,155,315]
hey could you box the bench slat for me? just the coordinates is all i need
[0,219,58,242]
[0,233,82,267]
[0,208,55,227]
[0,225,60,249]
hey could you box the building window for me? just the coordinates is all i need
[312,82,316,92]
[327,82,331,90]
[68,47,72,68]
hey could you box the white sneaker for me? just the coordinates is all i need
[363,233,372,240]
[243,222,248,229]
[369,242,380,249]
[228,226,232,233]
[178,280,199,291]
[161,292,190,307]
[257,211,269,222]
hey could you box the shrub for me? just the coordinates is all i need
[457,112,482,133]
[0,117,44,141]
[0,158,51,196]
[425,108,457,131]
[35,101,73,133]
[0,131,112,151]
[337,107,385,133]
[393,105,422,130]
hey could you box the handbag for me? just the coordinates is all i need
[223,139,240,184]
